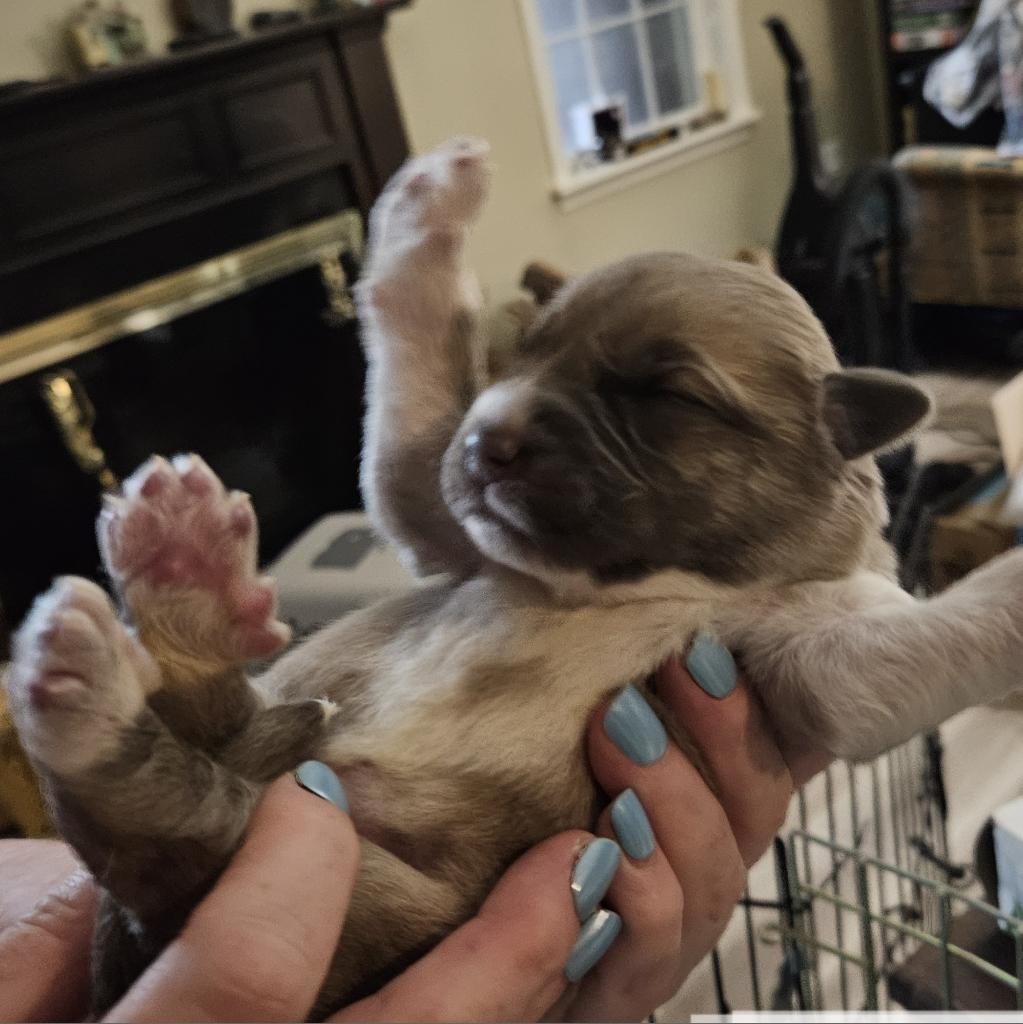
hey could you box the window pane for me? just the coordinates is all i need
[699,0,727,68]
[538,0,578,36]
[585,0,630,23]
[548,37,593,150]
[591,24,649,127]
[645,7,699,115]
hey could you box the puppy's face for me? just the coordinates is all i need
[441,254,928,586]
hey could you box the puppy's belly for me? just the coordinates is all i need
[332,758,459,877]
[327,739,598,886]
[280,578,728,884]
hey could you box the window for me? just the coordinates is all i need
[520,0,759,207]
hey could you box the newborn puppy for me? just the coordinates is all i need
[7,138,1023,1016]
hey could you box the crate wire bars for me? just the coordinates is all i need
[705,731,1023,1013]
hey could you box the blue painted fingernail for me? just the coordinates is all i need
[611,789,656,862]
[686,633,737,699]
[604,684,667,766]
[295,761,349,813]
[565,909,623,982]
[571,838,621,921]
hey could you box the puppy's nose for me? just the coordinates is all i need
[464,426,523,482]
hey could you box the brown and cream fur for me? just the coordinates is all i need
[7,138,1023,1016]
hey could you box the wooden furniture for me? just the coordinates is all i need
[0,2,410,332]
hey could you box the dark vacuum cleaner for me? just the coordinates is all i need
[767,16,914,372]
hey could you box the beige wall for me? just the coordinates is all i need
[384,0,888,302]
[1,1,887,302]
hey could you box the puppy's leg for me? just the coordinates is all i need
[99,454,333,778]
[726,550,1023,761]
[313,840,472,1015]
[3,578,258,919]
[4,577,263,1015]
[359,138,491,577]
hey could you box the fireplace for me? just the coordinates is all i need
[0,3,411,639]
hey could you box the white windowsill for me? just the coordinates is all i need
[552,108,762,213]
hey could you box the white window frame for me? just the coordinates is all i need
[519,0,761,211]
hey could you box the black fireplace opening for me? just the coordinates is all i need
[1,241,367,631]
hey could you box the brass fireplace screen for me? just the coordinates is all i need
[0,210,363,492]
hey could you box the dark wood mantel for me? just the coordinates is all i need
[0,1,412,330]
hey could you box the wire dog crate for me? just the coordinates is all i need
[697,731,1023,1015]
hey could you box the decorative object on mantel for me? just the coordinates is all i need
[170,0,239,51]
[105,3,149,61]
[67,1,149,72]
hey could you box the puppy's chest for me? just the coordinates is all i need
[324,587,720,769]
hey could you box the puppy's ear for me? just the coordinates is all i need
[822,368,933,460]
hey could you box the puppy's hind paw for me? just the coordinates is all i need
[5,578,156,778]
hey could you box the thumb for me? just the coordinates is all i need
[0,867,97,1023]
[110,765,358,1023]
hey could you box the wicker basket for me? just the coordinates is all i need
[895,146,1023,309]
[0,682,50,838]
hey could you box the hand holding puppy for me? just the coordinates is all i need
[0,649,826,1023]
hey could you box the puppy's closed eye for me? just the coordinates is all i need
[626,374,769,440]
[647,382,718,415]
[614,374,731,426]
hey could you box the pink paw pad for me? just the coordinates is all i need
[6,577,149,775]
[99,454,290,661]
[27,675,82,712]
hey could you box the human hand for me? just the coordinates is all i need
[0,769,646,1023]
[0,838,98,1022]
[340,638,831,1022]
[0,767,360,1024]
[0,779,651,1023]
[556,638,831,1021]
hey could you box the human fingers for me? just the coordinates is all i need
[587,684,747,984]
[109,764,357,1023]
[0,865,97,1023]
[657,648,793,866]
[333,831,622,1023]
[564,794,685,1021]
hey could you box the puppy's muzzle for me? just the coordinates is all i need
[463,426,526,484]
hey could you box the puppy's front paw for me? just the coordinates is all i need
[370,137,491,252]
[98,454,291,667]
[5,578,156,777]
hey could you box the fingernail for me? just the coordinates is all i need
[686,632,737,699]
[610,789,656,861]
[604,684,667,766]
[295,761,349,813]
[571,838,621,921]
[565,909,623,982]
